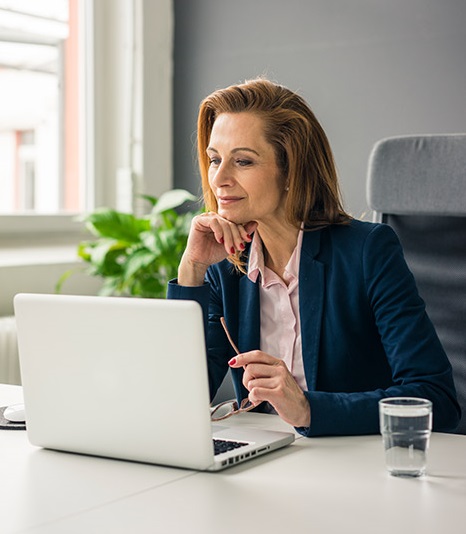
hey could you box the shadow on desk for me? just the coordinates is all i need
[24,434,302,476]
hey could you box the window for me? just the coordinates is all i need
[0,0,83,215]
[0,0,173,242]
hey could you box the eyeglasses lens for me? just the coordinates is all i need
[211,401,237,420]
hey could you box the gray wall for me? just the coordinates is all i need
[173,0,466,219]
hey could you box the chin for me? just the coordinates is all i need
[218,209,247,225]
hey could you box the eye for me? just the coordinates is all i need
[236,159,253,167]
[209,157,221,166]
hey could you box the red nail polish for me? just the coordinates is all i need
[228,357,237,366]
[239,242,245,250]
[230,247,235,254]
[247,234,252,240]
[220,237,224,244]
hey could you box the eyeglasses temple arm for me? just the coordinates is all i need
[220,317,240,355]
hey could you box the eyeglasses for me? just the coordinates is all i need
[209,317,256,422]
[211,397,255,421]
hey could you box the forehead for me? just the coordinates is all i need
[208,112,270,151]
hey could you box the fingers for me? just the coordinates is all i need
[228,350,280,368]
[227,350,311,428]
[180,213,256,283]
[245,377,280,397]
[194,212,254,255]
[228,351,289,397]
[248,384,274,406]
[242,362,288,393]
[247,382,311,428]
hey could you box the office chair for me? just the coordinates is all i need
[367,134,466,434]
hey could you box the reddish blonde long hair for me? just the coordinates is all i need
[197,77,351,270]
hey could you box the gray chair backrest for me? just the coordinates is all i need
[367,134,466,434]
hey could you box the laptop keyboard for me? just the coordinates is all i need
[213,439,248,456]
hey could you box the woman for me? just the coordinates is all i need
[168,77,460,436]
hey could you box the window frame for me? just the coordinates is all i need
[0,0,173,244]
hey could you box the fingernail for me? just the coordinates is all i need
[228,357,237,366]
[220,237,224,244]
[246,234,252,240]
[230,247,235,254]
[239,242,245,250]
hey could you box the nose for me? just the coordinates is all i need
[209,161,235,188]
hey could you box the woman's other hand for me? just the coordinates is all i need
[228,350,311,428]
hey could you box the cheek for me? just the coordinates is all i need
[258,178,284,206]
[207,169,216,190]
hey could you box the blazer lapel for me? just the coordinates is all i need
[299,229,325,391]
[238,275,261,352]
[233,230,325,397]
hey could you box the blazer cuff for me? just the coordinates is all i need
[167,279,211,328]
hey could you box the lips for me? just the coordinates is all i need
[217,196,243,205]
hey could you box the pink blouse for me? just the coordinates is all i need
[247,230,307,391]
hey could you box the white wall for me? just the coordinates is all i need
[173,0,466,218]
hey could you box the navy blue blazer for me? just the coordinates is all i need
[168,219,460,436]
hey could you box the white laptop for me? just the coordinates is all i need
[13,293,294,471]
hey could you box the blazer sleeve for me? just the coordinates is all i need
[302,224,460,437]
[167,276,232,400]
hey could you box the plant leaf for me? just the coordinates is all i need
[98,276,123,296]
[132,274,167,298]
[124,249,157,280]
[151,189,198,215]
[55,267,84,293]
[77,241,93,261]
[140,231,161,255]
[84,208,149,242]
[87,240,127,276]
[175,211,197,234]
[139,194,158,207]
[63,188,203,299]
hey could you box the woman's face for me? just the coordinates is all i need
[206,112,286,226]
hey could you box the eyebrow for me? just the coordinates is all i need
[206,146,260,156]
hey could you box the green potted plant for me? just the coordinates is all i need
[58,189,201,298]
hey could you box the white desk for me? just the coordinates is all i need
[1,384,465,534]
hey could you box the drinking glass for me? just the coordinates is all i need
[379,397,432,477]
